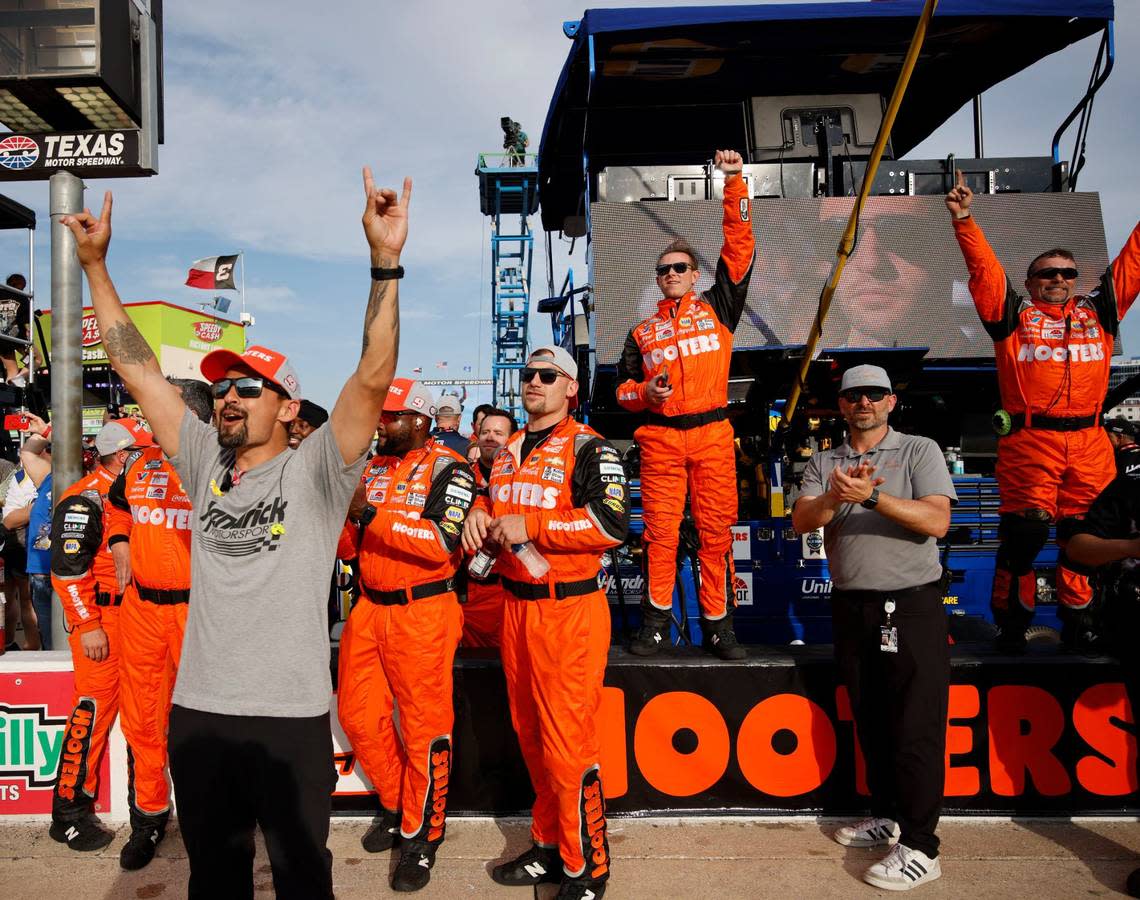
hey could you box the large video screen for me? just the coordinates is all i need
[590,192,1110,365]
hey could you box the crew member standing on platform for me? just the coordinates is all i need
[337,378,475,892]
[616,149,754,660]
[104,379,213,870]
[461,406,515,648]
[793,364,956,893]
[947,171,1140,648]
[47,419,154,852]
[464,346,629,900]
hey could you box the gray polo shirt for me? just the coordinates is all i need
[798,428,957,592]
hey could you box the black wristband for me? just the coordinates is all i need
[861,488,880,510]
[370,266,404,281]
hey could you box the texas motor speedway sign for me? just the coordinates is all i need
[0,130,154,180]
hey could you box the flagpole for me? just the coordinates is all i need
[239,250,247,349]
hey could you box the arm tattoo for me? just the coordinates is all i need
[361,274,399,355]
[103,321,156,366]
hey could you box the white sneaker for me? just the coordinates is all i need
[833,816,900,848]
[863,843,942,891]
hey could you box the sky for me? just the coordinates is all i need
[0,0,1137,414]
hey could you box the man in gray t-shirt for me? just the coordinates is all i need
[62,167,410,899]
[793,364,955,893]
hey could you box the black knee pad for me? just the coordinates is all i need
[996,512,1051,573]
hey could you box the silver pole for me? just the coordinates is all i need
[49,170,84,651]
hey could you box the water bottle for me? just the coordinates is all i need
[512,542,550,579]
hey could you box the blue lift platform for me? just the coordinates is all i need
[475,153,540,423]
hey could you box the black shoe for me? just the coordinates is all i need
[491,843,563,886]
[49,814,115,851]
[702,619,746,660]
[556,875,608,899]
[629,609,671,656]
[361,807,400,853]
[392,840,437,893]
[1126,865,1140,898]
[1060,610,1100,653]
[119,824,164,870]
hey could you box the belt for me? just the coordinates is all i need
[645,407,728,431]
[135,584,190,605]
[362,577,457,607]
[502,576,599,601]
[1009,412,1097,433]
[469,573,500,586]
[94,590,123,607]
[832,580,942,602]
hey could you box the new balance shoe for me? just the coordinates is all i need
[863,842,941,891]
[555,875,608,900]
[48,814,115,852]
[833,816,900,848]
[702,617,746,660]
[391,840,437,893]
[629,609,671,656]
[361,807,401,853]
[490,843,563,886]
[119,824,164,870]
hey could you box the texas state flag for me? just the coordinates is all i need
[185,255,238,290]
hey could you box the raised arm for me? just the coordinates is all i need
[329,167,408,464]
[946,170,1019,334]
[62,193,185,455]
[702,149,755,331]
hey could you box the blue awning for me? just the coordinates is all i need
[538,0,1114,230]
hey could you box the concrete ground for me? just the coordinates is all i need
[2,816,1139,898]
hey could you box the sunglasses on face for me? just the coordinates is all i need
[655,261,694,277]
[839,388,890,404]
[520,367,564,385]
[211,377,285,399]
[1029,266,1079,281]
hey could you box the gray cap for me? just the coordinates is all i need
[436,395,462,415]
[840,364,892,393]
[529,345,578,380]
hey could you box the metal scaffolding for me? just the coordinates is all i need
[475,152,539,423]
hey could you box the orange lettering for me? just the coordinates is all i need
[988,685,1071,796]
[633,692,729,797]
[737,693,836,797]
[945,685,980,796]
[1073,683,1138,796]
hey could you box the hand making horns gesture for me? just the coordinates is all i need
[362,166,413,260]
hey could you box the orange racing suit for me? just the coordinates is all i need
[954,215,1140,614]
[488,415,629,880]
[49,466,120,824]
[616,174,754,620]
[461,460,504,648]
[106,447,192,826]
[336,441,475,845]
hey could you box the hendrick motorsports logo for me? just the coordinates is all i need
[0,703,68,794]
[0,135,39,170]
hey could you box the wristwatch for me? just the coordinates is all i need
[861,488,880,510]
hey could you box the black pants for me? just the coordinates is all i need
[832,584,949,858]
[168,705,336,900]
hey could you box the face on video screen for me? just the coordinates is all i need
[589,192,1110,364]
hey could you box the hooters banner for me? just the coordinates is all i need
[331,649,1139,816]
[185,255,238,290]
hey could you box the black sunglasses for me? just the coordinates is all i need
[1028,266,1079,281]
[520,367,564,385]
[840,387,890,404]
[655,261,694,277]
[211,377,286,399]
